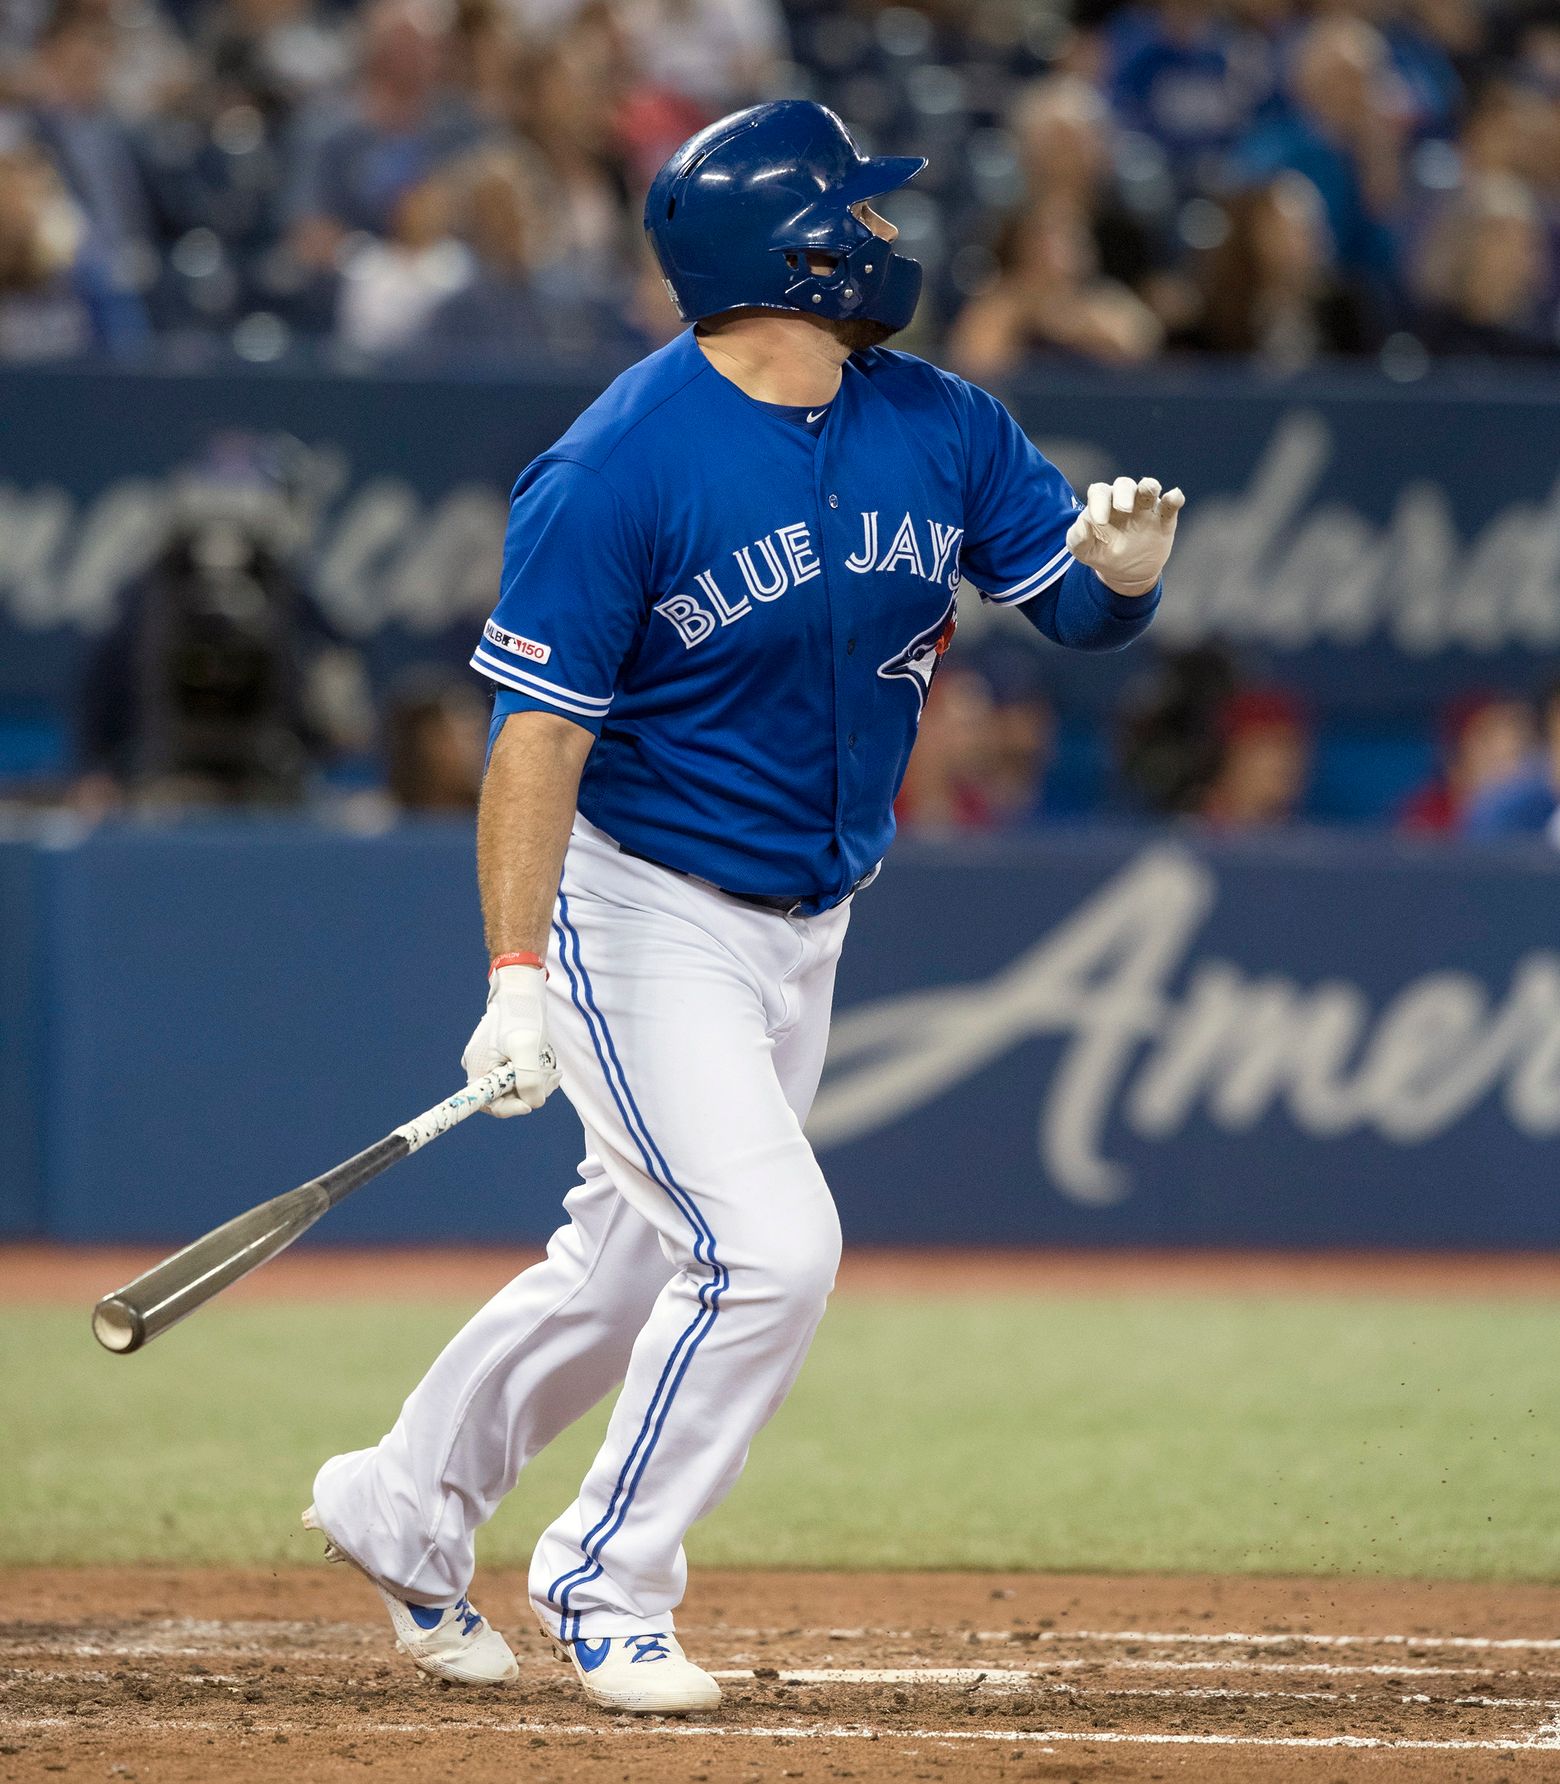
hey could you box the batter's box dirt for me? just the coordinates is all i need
[4,1569,1560,1782]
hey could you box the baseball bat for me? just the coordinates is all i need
[90,1064,518,1355]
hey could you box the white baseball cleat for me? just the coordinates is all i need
[550,1629,722,1713]
[301,1505,518,1685]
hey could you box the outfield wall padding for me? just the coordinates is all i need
[3,820,1557,1248]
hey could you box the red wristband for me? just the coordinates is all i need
[490,951,545,975]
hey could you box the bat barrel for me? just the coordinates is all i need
[89,1174,338,1353]
[90,1069,511,1356]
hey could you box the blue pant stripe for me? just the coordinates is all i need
[545,912,700,1633]
[546,901,729,1632]
[548,901,730,1587]
[545,894,728,1638]
[567,908,716,1253]
[546,907,698,1632]
[551,1294,721,1635]
[555,895,712,1261]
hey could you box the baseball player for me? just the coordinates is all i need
[305,100,1184,1714]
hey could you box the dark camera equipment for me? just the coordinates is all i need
[129,516,311,805]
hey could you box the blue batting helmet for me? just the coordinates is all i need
[644,101,927,332]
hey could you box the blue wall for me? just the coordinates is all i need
[4,818,1558,1248]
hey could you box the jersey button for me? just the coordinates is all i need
[848,732,858,747]
[846,638,856,655]
[828,493,839,509]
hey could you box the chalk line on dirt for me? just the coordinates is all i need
[10,1663,1560,1713]
[13,1618,1560,1655]
[1049,1656,1560,1681]
[7,1715,1558,1754]
[21,1648,1559,1683]
[13,1633,1560,1683]
[965,1628,1560,1651]
[710,1669,1560,1709]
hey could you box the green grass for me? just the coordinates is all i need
[10,1295,1560,1580]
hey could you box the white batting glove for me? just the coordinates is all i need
[461,964,561,1117]
[1066,475,1186,598]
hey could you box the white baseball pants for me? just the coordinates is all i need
[313,816,850,1635]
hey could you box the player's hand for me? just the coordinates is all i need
[461,964,561,1117]
[1066,476,1185,598]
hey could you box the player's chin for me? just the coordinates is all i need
[816,316,904,352]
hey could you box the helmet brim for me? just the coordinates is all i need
[836,155,928,207]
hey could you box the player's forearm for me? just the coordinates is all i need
[476,711,595,959]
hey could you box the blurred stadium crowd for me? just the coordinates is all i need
[0,0,1556,367]
[902,647,1560,839]
[3,0,1558,842]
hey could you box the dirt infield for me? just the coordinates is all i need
[6,1568,1560,1782]
[10,1243,1560,1306]
[11,1250,1560,1776]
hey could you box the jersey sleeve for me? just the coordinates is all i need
[952,377,1083,608]
[469,457,647,735]
[949,374,1160,652]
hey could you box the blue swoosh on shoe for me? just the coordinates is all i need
[574,1638,612,1674]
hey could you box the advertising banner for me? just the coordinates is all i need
[3,360,1557,729]
[4,822,1556,1248]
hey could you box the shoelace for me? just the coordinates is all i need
[626,1633,672,1664]
[455,1598,483,1638]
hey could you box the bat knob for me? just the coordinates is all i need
[92,1297,145,1354]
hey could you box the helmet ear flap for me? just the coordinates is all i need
[782,248,841,275]
[779,246,849,310]
[777,202,871,305]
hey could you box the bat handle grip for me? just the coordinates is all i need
[392,1063,518,1156]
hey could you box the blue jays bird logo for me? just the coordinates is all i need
[878,596,958,716]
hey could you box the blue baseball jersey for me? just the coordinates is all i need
[473,330,1159,912]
